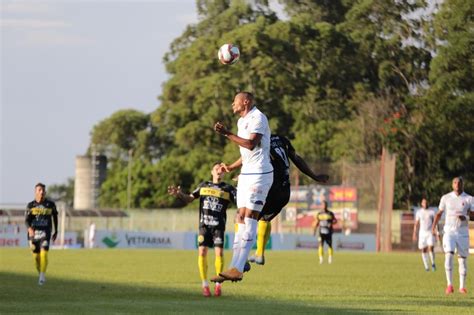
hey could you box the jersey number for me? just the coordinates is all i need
[274,147,290,168]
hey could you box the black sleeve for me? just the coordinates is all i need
[283,136,295,156]
[191,182,205,199]
[25,202,33,228]
[51,201,59,233]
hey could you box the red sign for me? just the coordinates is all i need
[329,187,357,202]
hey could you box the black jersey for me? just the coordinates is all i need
[192,181,236,230]
[316,210,336,235]
[25,198,58,232]
[269,135,294,187]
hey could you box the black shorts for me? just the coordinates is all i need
[318,233,333,247]
[258,183,291,222]
[29,230,51,253]
[198,226,225,248]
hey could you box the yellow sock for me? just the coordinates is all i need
[256,220,268,257]
[318,245,324,258]
[215,255,224,275]
[328,247,333,257]
[198,255,208,281]
[234,223,239,232]
[33,253,40,273]
[263,221,272,248]
[39,250,48,273]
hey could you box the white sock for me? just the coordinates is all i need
[458,257,467,289]
[230,223,245,268]
[202,280,209,288]
[235,217,258,272]
[445,253,453,286]
[429,251,435,265]
[422,252,429,270]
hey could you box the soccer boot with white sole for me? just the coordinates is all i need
[249,255,265,265]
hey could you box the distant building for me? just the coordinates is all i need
[73,155,107,210]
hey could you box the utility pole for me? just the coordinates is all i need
[127,149,133,211]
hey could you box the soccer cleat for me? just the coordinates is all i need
[214,284,222,297]
[319,257,324,264]
[445,285,454,294]
[210,275,226,283]
[432,264,436,272]
[244,261,251,273]
[255,256,265,265]
[249,255,265,265]
[202,286,211,297]
[425,267,430,272]
[219,268,243,282]
[459,288,467,294]
[328,256,332,264]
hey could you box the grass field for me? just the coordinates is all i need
[1,249,473,314]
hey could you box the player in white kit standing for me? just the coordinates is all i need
[212,92,273,282]
[432,177,473,294]
[412,198,437,271]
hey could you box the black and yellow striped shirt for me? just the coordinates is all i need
[192,181,236,229]
[25,198,58,231]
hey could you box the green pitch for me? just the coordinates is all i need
[1,249,473,314]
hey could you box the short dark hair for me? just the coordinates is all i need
[35,182,46,189]
[454,176,463,182]
[241,91,254,101]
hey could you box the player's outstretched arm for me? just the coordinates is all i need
[167,185,194,204]
[288,150,329,183]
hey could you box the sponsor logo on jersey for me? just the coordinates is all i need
[31,207,53,215]
[200,187,230,200]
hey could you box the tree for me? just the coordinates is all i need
[48,178,75,208]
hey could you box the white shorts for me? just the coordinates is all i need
[236,171,273,212]
[443,233,469,257]
[418,232,435,249]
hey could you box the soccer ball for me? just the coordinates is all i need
[218,44,240,65]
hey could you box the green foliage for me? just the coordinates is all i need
[80,0,473,209]
[47,178,75,208]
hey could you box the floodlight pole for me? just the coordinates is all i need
[127,149,133,211]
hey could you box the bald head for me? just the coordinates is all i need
[232,91,255,116]
[452,176,464,195]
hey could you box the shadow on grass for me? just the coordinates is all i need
[1,272,397,315]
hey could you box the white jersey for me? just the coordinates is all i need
[438,191,474,235]
[415,208,435,234]
[237,106,273,174]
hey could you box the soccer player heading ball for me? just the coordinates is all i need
[212,92,273,283]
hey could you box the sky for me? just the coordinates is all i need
[0,0,200,204]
